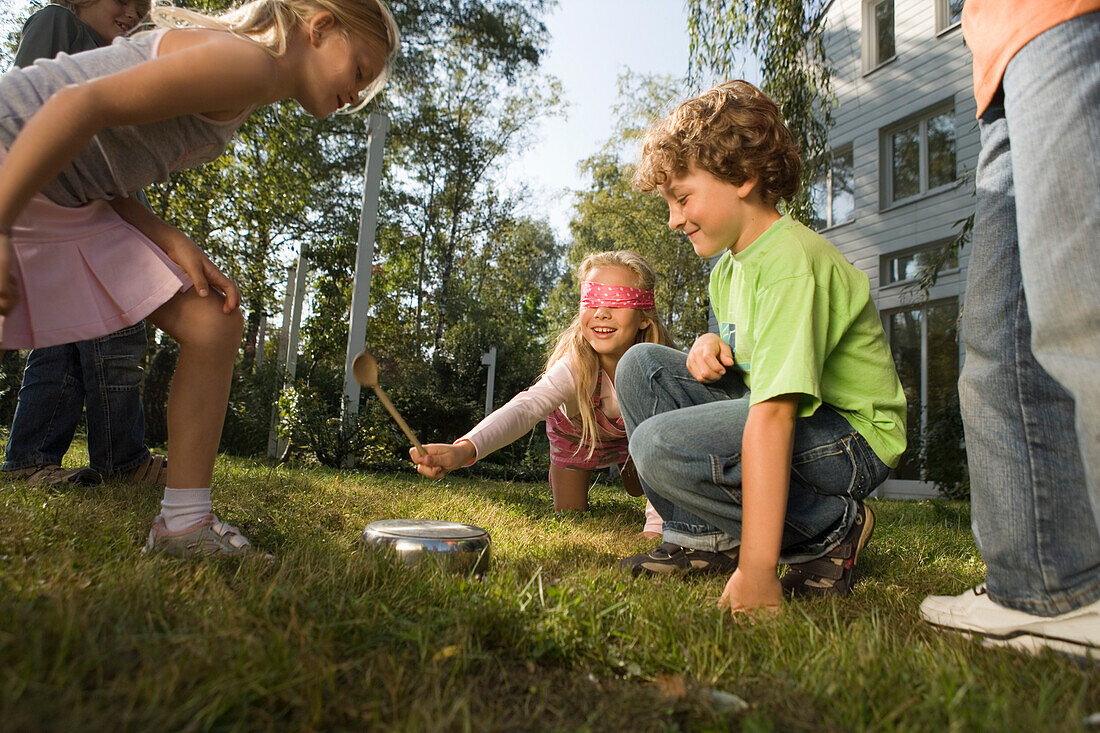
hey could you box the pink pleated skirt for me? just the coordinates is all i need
[0,146,191,350]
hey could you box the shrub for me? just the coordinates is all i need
[919,390,970,500]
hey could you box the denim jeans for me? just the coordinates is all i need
[617,344,890,564]
[3,323,151,476]
[957,12,1100,616]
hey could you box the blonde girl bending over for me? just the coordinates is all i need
[411,250,675,536]
[0,0,400,556]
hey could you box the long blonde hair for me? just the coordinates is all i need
[148,0,400,109]
[547,250,676,459]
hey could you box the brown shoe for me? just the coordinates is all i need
[126,454,167,487]
[4,463,102,488]
[619,542,739,577]
[781,503,875,597]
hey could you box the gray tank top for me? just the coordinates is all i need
[0,29,251,207]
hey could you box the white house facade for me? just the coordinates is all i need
[812,0,973,499]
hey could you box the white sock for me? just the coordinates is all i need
[159,488,212,532]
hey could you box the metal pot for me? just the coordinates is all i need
[360,519,491,575]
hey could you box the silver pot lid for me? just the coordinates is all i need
[364,519,488,540]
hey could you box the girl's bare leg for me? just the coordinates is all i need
[549,465,592,511]
[620,456,644,496]
[146,289,243,488]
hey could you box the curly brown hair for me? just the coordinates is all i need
[633,80,801,204]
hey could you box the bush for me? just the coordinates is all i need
[221,358,283,456]
[919,391,970,500]
[0,351,27,430]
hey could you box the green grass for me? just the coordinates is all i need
[1,448,1096,731]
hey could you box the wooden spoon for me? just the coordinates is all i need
[352,349,426,456]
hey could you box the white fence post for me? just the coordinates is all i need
[341,112,391,467]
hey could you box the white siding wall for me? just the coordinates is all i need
[819,0,976,498]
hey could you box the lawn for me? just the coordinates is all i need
[1,449,1096,731]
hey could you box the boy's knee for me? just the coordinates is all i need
[629,417,669,483]
[618,343,663,396]
[617,346,646,392]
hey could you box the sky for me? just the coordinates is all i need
[503,0,694,238]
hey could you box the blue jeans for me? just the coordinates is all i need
[3,323,151,476]
[958,12,1100,616]
[617,344,890,564]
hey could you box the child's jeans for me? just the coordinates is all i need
[617,343,890,564]
[3,323,151,476]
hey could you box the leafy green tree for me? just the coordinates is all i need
[565,73,711,347]
[290,1,564,466]
[147,103,334,363]
[685,0,834,222]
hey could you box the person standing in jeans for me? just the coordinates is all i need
[1,0,166,488]
[919,1,1100,656]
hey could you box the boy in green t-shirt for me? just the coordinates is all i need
[617,81,906,615]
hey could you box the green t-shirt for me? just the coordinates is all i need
[709,215,907,467]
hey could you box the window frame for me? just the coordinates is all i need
[935,0,964,35]
[880,101,958,207]
[809,144,856,232]
[862,0,897,73]
[880,239,960,290]
[881,295,961,481]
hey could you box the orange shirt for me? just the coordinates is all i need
[963,0,1100,116]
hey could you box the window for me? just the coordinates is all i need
[882,241,958,286]
[809,146,855,231]
[936,0,964,33]
[884,298,960,480]
[863,0,895,71]
[883,105,956,204]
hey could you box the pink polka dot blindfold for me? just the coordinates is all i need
[580,281,655,310]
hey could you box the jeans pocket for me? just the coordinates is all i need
[710,452,744,503]
[93,326,147,391]
[99,355,144,390]
[791,434,862,498]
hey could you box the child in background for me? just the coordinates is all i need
[0,0,400,556]
[411,250,673,537]
[617,81,906,612]
[3,0,168,490]
[14,1,145,67]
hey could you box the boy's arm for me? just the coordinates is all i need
[718,394,798,614]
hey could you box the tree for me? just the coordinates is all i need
[288,1,565,466]
[685,0,834,222]
[566,73,711,347]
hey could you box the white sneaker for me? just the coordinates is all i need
[143,513,269,559]
[920,584,1100,658]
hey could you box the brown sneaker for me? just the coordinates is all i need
[781,503,875,597]
[4,463,102,488]
[619,542,739,577]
